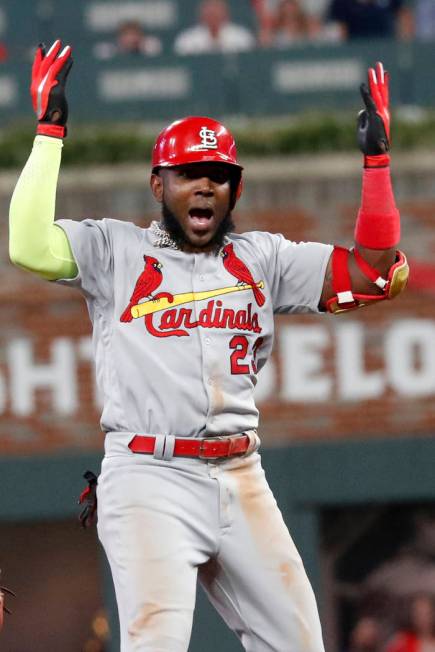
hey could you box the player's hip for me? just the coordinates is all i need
[102,429,259,463]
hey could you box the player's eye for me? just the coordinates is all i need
[208,169,231,184]
[175,167,230,184]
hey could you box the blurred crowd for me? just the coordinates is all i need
[0,0,433,63]
[91,0,431,61]
[252,0,415,47]
[345,594,435,652]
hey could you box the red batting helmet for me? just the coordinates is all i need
[152,116,242,170]
[152,116,243,203]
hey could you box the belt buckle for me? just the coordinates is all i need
[198,439,208,459]
[227,435,241,457]
[198,437,224,459]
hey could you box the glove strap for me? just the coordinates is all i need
[37,123,66,139]
[355,166,400,249]
[364,153,390,168]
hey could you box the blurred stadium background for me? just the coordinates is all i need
[1,1,435,650]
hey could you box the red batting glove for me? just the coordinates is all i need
[31,39,73,139]
[357,62,391,168]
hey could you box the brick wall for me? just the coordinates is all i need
[1,152,434,454]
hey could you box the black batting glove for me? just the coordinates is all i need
[357,61,391,168]
[78,470,98,529]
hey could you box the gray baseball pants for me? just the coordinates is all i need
[97,432,325,652]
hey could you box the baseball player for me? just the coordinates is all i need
[9,40,408,652]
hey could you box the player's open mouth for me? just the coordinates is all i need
[188,208,214,230]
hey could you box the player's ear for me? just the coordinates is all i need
[150,172,163,203]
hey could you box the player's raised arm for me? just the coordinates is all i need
[9,40,77,280]
[319,62,409,313]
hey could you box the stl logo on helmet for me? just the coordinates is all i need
[193,126,218,150]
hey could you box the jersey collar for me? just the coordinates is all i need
[150,220,229,254]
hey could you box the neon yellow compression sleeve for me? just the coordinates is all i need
[9,135,78,280]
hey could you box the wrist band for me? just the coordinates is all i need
[36,123,66,139]
[364,153,390,168]
[355,166,400,249]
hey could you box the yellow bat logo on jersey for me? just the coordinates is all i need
[120,247,266,338]
[131,282,264,318]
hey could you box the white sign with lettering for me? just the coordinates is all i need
[0,319,434,417]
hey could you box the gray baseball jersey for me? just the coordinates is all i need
[57,217,331,652]
[56,218,332,438]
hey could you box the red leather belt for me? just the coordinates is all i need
[128,434,251,459]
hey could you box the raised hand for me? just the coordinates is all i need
[357,62,391,168]
[30,39,73,138]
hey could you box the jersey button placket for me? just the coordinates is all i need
[193,258,213,409]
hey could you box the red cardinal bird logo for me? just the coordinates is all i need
[120,255,163,322]
[221,243,265,307]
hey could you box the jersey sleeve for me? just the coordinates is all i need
[55,218,114,304]
[253,232,333,314]
[9,135,78,281]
